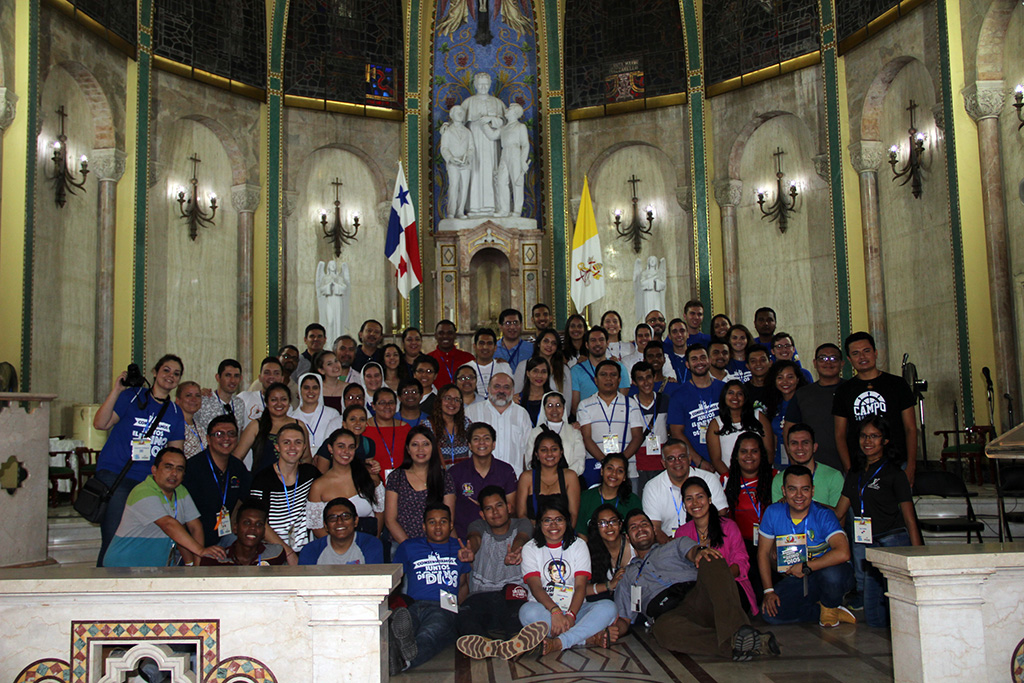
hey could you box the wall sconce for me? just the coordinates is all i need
[613,174,654,254]
[889,99,927,199]
[49,105,89,208]
[1013,85,1023,131]
[757,147,799,234]
[320,177,360,257]
[176,153,217,241]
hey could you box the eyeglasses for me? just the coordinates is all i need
[441,395,462,403]
[326,513,355,523]
[596,519,621,528]
[375,400,397,407]
[772,343,793,350]
[456,375,475,382]
[663,454,687,464]
[401,389,422,396]
[211,430,238,439]
[540,516,566,526]
[816,355,840,362]
[859,433,883,441]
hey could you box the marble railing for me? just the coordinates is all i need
[867,543,1024,683]
[2,564,402,682]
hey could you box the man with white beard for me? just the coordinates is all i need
[466,373,532,477]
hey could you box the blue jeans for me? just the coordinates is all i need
[407,600,458,669]
[853,529,910,628]
[519,599,617,649]
[95,470,143,567]
[762,562,854,625]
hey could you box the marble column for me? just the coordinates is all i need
[963,81,1020,427]
[0,87,18,185]
[232,184,261,380]
[89,149,127,401]
[713,180,743,322]
[849,141,890,371]
[676,185,697,301]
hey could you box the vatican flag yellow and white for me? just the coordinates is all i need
[570,176,605,312]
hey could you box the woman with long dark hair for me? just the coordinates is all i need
[723,432,774,596]
[426,383,471,467]
[307,428,384,536]
[235,382,312,473]
[515,428,580,526]
[384,425,456,544]
[562,314,587,366]
[706,380,772,475]
[515,357,553,426]
[514,328,572,399]
[583,504,635,600]
[725,324,754,382]
[575,453,641,536]
[380,343,405,391]
[600,310,634,361]
[763,360,808,467]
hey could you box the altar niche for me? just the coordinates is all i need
[434,222,542,333]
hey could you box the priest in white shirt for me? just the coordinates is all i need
[466,372,531,477]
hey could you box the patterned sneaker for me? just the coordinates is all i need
[390,606,418,665]
[756,630,781,656]
[819,604,858,628]
[732,625,760,661]
[496,622,549,660]
[458,634,498,659]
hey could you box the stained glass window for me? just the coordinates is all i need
[154,0,267,90]
[564,0,686,111]
[837,0,903,45]
[68,0,137,46]
[284,0,403,108]
[704,0,819,86]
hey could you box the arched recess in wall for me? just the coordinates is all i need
[730,111,834,352]
[585,141,692,327]
[864,55,957,449]
[289,145,390,343]
[145,117,240,384]
[32,61,115,433]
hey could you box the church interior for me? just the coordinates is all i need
[2,0,1024,680]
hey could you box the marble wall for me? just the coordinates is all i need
[1001,8,1024,396]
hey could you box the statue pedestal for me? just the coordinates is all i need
[434,221,543,331]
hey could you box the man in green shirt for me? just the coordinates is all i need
[771,423,844,511]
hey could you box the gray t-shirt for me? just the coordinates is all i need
[467,517,533,594]
[613,538,698,620]
[315,540,366,565]
[786,380,844,472]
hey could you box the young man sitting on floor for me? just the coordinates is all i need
[199,499,287,566]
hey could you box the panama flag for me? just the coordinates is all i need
[570,176,605,312]
[385,162,423,298]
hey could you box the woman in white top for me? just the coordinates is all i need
[513,328,573,399]
[306,428,384,536]
[361,362,385,412]
[290,373,343,459]
[601,310,635,362]
[705,380,772,476]
[527,391,585,476]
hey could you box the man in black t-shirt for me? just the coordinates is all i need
[831,332,917,483]
[182,415,252,545]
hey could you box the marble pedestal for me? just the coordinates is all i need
[867,543,1024,683]
[1,565,402,682]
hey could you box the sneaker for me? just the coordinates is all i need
[755,630,781,656]
[458,634,498,659]
[732,624,759,661]
[819,604,858,628]
[390,606,418,665]
[496,621,549,660]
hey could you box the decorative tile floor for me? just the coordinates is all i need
[395,619,893,683]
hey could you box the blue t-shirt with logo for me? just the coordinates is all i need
[758,500,843,561]
[97,389,185,482]
[666,378,724,462]
[393,537,471,602]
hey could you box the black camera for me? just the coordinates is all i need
[121,363,147,388]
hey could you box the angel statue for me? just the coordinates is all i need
[316,260,350,345]
[633,256,666,325]
[436,0,531,42]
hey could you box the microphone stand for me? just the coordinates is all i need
[985,379,995,433]
[1005,392,1015,430]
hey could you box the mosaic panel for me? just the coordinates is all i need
[284,0,404,107]
[70,619,220,682]
[68,0,137,46]
[153,0,268,90]
[14,659,72,683]
[564,0,685,111]
[837,0,903,44]
[704,0,819,86]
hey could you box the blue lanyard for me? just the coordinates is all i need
[633,551,673,588]
[444,428,458,466]
[374,418,398,469]
[741,479,761,518]
[207,453,229,509]
[504,339,524,368]
[578,361,597,385]
[276,465,298,514]
[474,361,494,397]
[790,515,808,537]
[162,490,179,520]
[671,486,685,528]
[597,395,630,447]
[308,407,325,449]
[858,462,887,516]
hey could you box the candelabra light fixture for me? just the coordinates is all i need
[320,177,360,257]
[1013,84,1023,131]
[613,174,655,254]
[175,153,218,241]
[757,147,799,234]
[49,105,89,208]
[888,99,927,199]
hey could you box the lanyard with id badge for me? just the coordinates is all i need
[776,515,808,572]
[207,454,233,537]
[598,395,627,455]
[641,394,662,456]
[854,463,886,544]
[742,479,761,546]
[131,396,171,462]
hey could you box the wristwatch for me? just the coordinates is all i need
[802,561,813,575]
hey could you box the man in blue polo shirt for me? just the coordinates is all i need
[571,327,628,415]
[494,308,534,373]
[667,344,724,467]
[757,465,854,628]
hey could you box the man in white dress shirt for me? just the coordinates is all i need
[466,373,531,477]
[642,438,728,544]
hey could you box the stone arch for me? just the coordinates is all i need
[727,111,793,181]
[585,140,688,201]
[180,114,250,186]
[860,56,927,142]
[976,0,1017,81]
[53,61,116,149]
[308,142,391,205]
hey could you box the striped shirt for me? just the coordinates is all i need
[251,464,320,551]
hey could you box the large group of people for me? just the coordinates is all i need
[90,302,924,673]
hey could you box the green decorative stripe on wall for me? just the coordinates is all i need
[266,0,289,352]
[19,0,40,390]
[407,111,421,326]
[545,0,562,92]
[132,0,156,365]
[935,0,973,423]
[544,0,567,320]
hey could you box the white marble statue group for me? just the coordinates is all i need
[440,71,530,220]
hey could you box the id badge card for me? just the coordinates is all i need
[602,434,621,455]
[382,468,394,483]
[216,506,232,537]
[775,533,807,571]
[630,585,642,613]
[440,589,459,613]
[644,433,661,456]
[752,523,759,547]
[131,438,152,461]
[854,517,873,544]
[550,585,573,610]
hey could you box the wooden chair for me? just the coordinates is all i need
[935,425,995,484]
[75,446,100,492]
[47,450,77,506]
[913,470,985,543]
